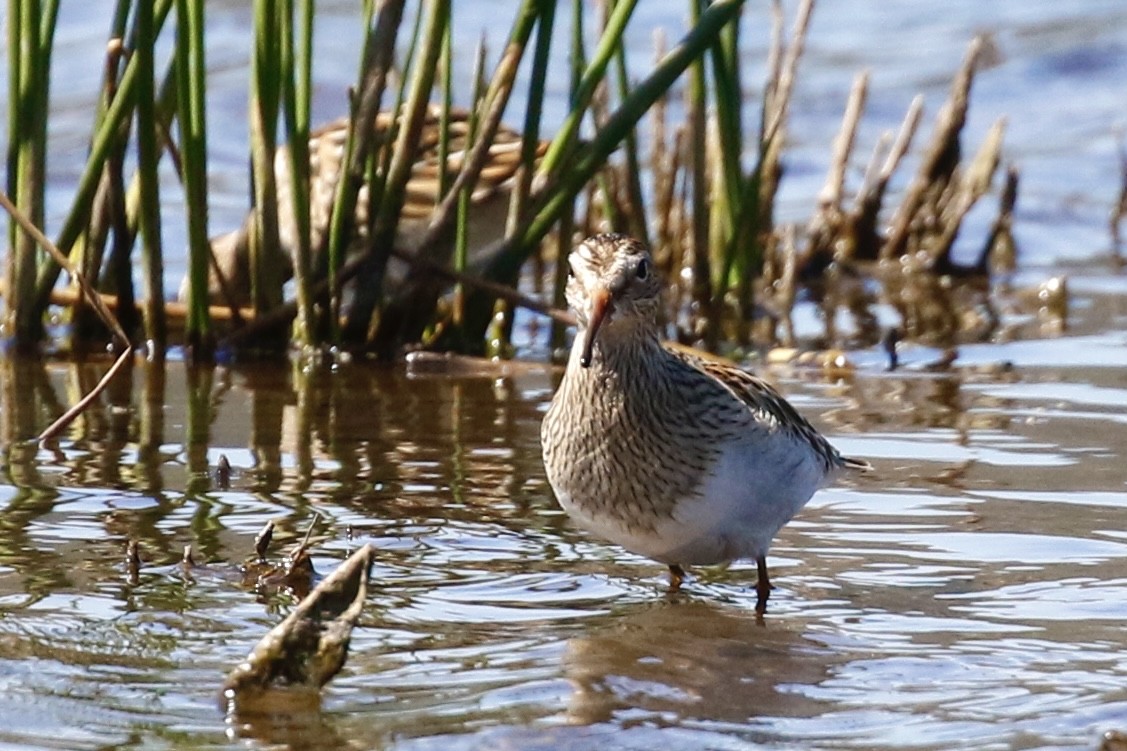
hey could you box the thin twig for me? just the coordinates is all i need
[0,189,131,347]
[390,247,574,325]
[0,282,253,323]
[218,241,574,347]
[38,348,134,442]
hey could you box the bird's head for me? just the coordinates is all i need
[565,233,663,368]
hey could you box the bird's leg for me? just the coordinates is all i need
[668,564,686,592]
[754,555,773,615]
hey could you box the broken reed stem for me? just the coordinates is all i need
[762,0,813,148]
[1112,134,1127,249]
[0,190,130,347]
[930,117,1006,267]
[0,188,136,442]
[805,70,867,262]
[818,71,868,213]
[37,348,134,443]
[880,95,924,186]
[882,37,983,260]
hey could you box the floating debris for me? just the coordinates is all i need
[253,521,275,564]
[221,543,375,708]
[215,454,232,490]
[1102,730,1127,751]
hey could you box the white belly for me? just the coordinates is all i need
[552,436,830,566]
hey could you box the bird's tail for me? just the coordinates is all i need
[840,455,873,472]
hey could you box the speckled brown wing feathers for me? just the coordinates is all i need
[665,345,870,474]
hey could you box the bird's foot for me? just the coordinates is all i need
[668,564,686,593]
[754,556,773,616]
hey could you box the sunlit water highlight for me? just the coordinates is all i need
[3,1,1127,749]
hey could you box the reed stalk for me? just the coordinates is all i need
[136,0,167,350]
[476,0,746,292]
[370,0,545,355]
[342,0,450,342]
[5,0,58,350]
[686,0,712,336]
[321,0,406,341]
[175,0,214,355]
[537,0,637,181]
[75,2,129,304]
[549,0,586,354]
[246,0,286,353]
[509,0,555,244]
[281,0,315,346]
[437,22,454,199]
[611,1,649,247]
[31,0,175,322]
[450,36,488,332]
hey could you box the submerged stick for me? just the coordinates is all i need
[221,543,375,700]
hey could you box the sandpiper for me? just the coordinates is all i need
[541,233,868,614]
[181,105,542,305]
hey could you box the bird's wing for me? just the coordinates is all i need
[665,344,869,472]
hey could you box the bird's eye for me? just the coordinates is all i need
[635,259,650,280]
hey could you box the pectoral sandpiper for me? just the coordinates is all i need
[541,233,868,614]
[182,105,542,306]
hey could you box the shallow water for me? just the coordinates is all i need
[4,1,1127,750]
[2,263,1126,750]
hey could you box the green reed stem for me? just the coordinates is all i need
[550,0,584,353]
[709,0,743,222]
[537,0,637,178]
[369,0,544,355]
[175,0,213,355]
[31,0,174,324]
[611,0,649,247]
[135,0,166,350]
[465,0,746,342]
[368,2,424,221]
[437,22,453,198]
[281,0,314,346]
[451,36,488,330]
[342,0,450,342]
[686,0,712,319]
[510,0,555,235]
[5,0,57,349]
[75,0,130,296]
[248,0,284,329]
[322,0,405,341]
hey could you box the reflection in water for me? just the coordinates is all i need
[563,600,835,731]
[1,282,1127,749]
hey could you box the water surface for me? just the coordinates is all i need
[3,2,1127,749]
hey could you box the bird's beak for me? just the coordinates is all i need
[579,287,613,368]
